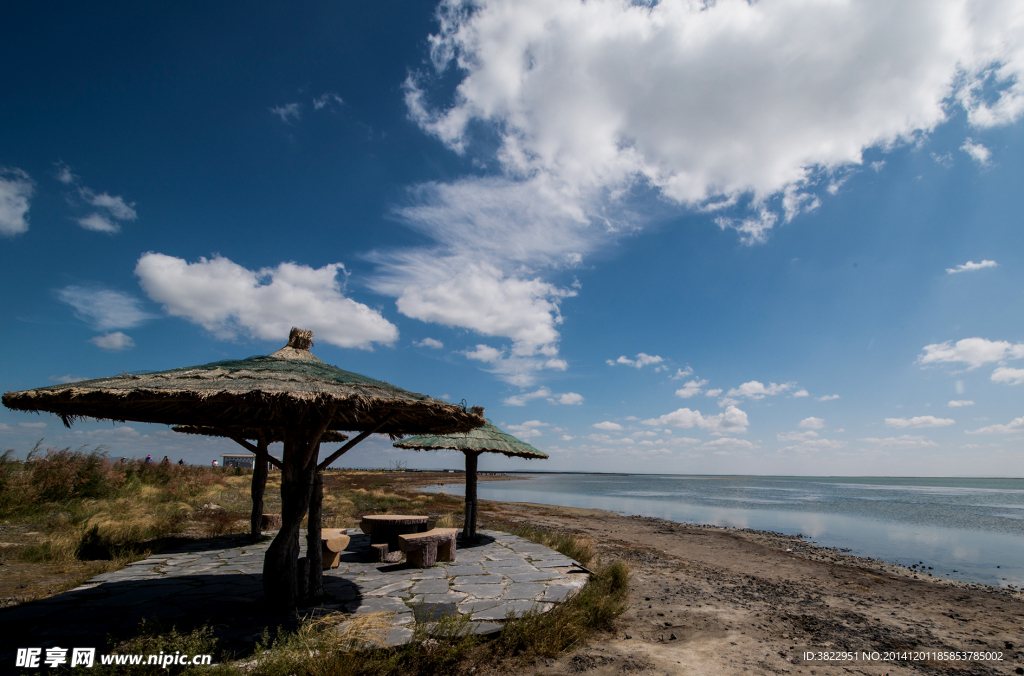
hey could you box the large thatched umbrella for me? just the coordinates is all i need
[3,328,483,606]
[394,409,548,540]
[172,425,348,540]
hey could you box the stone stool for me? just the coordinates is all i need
[321,528,351,570]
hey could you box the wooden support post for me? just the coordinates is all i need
[306,460,324,601]
[250,435,269,542]
[463,451,480,541]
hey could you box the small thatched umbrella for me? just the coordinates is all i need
[394,409,548,540]
[172,425,348,540]
[3,328,483,606]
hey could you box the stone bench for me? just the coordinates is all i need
[321,528,351,570]
[397,528,458,568]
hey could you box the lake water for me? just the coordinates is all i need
[421,474,1024,588]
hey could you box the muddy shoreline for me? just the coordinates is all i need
[437,490,1024,676]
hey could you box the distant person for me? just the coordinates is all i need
[212,460,219,467]
[160,455,170,466]
[145,455,152,463]
[178,458,184,466]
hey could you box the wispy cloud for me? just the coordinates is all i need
[860,435,939,448]
[946,259,997,274]
[947,400,975,407]
[816,394,840,401]
[503,387,583,406]
[414,337,444,349]
[56,164,137,234]
[50,374,88,384]
[270,102,302,123]
[57,286,154,331]
[607,353,664,369]
[0,167,34,237]
[885,416,955,428]
[313,92,344,110]
[966,416,1024,435]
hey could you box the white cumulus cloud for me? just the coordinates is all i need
[798,417,826,430]
[675,379,707,399]
[388,0,1024,387]
[372,253,574,385]
[816,394,841,401]
[504,420,548,438]
[960,138,992,165]
[918,337,1024,369]
[593,421,623,431]
[885,416,955,428]
[991,367,1024,385]
[135,253,398,349]
[556,392,584,405]
[408,0,1024,246]
[0,167,34,237]
[89,332,135,351]
[727,380,794,399]
[642,405,749,436]
[670,366,694,380]
[948,400,975,407]
[946,259,997,274]
[607,353,664,369]
[415,337,445,349]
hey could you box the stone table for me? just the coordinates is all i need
[360,515,429,562]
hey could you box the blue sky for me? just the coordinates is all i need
[2,0,1022,476]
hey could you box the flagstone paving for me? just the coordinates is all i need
[0,529,588,658]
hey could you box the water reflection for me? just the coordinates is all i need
[421,474,1024,588]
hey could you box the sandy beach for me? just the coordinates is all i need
[460,493,1024,676]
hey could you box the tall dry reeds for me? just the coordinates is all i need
[2,444,225,563]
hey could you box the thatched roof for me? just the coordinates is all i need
[3,328,483,437]
[172,425,349,444]
[394,415,548,459]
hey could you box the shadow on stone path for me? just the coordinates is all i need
[0,529,588,659]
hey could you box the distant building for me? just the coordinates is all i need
[219,453,281,469]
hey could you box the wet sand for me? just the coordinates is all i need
[471,497,1024,676]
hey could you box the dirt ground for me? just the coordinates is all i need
[475,499,1024,676]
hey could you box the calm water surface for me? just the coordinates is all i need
[422,474,1024,588]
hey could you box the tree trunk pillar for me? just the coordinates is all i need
[263,427,317,607]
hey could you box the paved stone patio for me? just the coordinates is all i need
[0,529,588,658]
